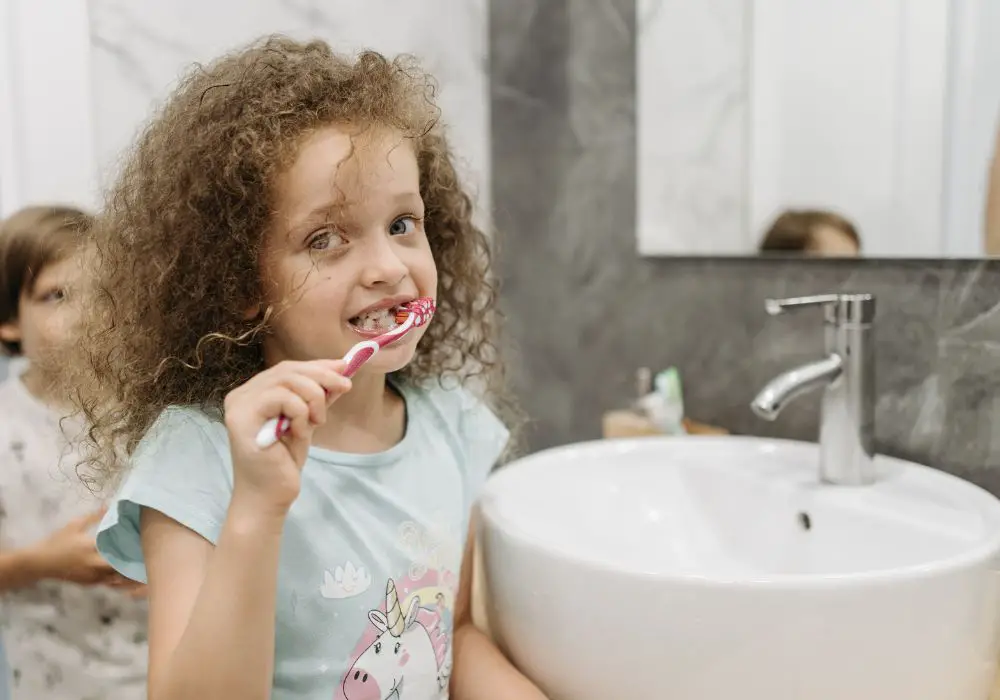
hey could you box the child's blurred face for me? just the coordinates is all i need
[0,254,84,367]
[806,225,860,257]
[259,125,438,374]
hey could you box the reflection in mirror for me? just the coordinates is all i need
[637,0,1000,258]
[758,210,861,258]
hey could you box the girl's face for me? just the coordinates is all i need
[259,125,438,375]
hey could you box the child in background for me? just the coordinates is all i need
[65,36,547,700]
[0,205,148,700]
[758,208,862,257]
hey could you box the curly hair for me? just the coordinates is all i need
[64,35,516,492]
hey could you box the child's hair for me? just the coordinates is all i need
[64,35,518,490]
[758,209,861,253]
[0,204,93,355]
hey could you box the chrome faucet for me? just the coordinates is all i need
[750,294,876,486]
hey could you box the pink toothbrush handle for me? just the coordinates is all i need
[342,343,379,377]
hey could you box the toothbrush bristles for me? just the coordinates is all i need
[394,297,436,326]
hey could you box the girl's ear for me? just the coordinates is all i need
[0,319,21,344]
[242,302,274,324]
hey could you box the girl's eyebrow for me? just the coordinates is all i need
[284,191,424,238]
[391,191,423,207]
[284,202,349,238]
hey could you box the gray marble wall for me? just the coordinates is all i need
[489,0,1000,494]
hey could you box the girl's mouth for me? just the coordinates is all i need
[348,306,403,334]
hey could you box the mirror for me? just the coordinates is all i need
[637,0,1000,258]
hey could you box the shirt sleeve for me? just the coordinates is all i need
[96,406,233,583]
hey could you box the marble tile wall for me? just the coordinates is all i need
[636,0,750,255]
[489,0,1000,494]
[88,0,491,216]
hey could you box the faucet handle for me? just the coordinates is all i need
[764,294,841,316]
[764,293,875,324]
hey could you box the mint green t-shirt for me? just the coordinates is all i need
[95,380,509,700]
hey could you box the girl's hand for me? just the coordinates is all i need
[223,359,352,515]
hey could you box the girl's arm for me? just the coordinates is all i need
[141,494,285,700]
[139,359,352,700]
[450,511,548,700]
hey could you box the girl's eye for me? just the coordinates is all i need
[309,228,347,252]
[40,289,66,303]
[389,216,419,236]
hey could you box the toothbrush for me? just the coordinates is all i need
[254,297,436,449]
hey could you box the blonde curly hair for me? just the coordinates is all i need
[64,35,515,491]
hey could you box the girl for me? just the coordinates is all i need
[65,36,546,700]
[0,205,148,700]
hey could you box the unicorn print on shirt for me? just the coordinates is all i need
[341,578,451,699]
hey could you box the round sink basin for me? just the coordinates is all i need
[478,436,1000,700]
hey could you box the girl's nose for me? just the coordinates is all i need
[360,238,408,287]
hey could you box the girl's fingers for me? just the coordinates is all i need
[256,388,311,440]
[225,360,353,441]
[293,361,353,399]
[273,373,329,425]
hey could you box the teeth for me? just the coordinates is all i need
[351,307,399,332]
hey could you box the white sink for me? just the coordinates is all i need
[478,436,1000,700]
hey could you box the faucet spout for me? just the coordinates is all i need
[750,293,876,486]
[751,354,843,420]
